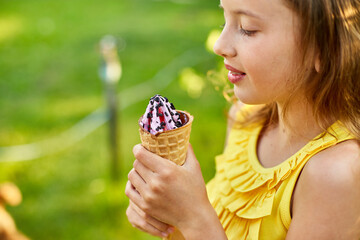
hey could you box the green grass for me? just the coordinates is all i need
[0,0,228,239]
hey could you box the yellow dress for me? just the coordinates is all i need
[206,106,354,240]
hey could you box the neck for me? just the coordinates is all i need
[256,97,329,168]
[274,99,323,147]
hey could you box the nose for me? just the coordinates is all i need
[213,29,237,58]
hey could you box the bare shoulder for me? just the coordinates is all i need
[287,140,360,239]
[305,139,360,184]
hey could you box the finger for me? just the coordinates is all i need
[133,159,154,183]
[130,200,172,234]
[125,180,144,209]
[133,144,174,173]
[128,169,146,195]
[183,143,199,169]
[127,203,169,238]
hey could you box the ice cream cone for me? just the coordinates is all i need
[138,110,193,240]
[138,110,193,166]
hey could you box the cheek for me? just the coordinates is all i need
[240,38,274,75]
[236,40,299,103]
[244,38,298,86]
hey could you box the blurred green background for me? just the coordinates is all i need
[0,0,229,239]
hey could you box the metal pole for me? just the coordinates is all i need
[99,35,122,181]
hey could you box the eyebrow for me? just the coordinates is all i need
[218,4,263,20]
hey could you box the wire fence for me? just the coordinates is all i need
[0,47,211,162]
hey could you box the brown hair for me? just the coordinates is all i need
[236,0,360,139]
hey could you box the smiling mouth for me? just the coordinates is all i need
[227,71,247,84]
[225,64,246,75]
[229,71,246,75]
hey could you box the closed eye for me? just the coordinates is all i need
[239,28,257,36]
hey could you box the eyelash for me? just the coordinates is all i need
[240,28,257,36]
[220,23,257,37]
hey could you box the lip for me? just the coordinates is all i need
[224,64,246,84]
[225,64,243,73]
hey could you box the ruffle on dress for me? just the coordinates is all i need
[206,119,353,240]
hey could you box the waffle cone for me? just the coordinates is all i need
[138,110,193,166]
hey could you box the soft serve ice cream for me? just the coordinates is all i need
[139,94,185,135]
[138,94,193,165]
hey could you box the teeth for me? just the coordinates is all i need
[230,71,245,75]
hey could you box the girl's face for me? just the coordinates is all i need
[214,0,301,105]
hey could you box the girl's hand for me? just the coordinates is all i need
[126,199,174,238]
[125,144,226,239]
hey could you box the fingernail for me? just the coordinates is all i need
[161,232,169,237]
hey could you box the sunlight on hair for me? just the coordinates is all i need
[205,29,221,53]
[179,68,205,98]
[207,67,237,104]
[342,4,358,31]
[0,16,22,42]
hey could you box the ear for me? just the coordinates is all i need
[315,53,320,73]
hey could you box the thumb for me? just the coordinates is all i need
[182,144,199,170]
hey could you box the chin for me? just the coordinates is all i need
[234,88,261,105]
[233,86,273,105]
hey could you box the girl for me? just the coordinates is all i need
[125,0,360,239]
